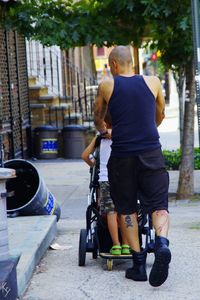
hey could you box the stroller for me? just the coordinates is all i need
[78,137,155,270]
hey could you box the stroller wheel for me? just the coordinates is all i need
[107,259,113,271]
[78,229,87,266]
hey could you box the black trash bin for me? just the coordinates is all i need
[5,159,61,221]
[62,125,86,158]
[34,125,58,159]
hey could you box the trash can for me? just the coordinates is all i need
[34,125,58,159]
[4,159,61,221]
[62,125,86,158]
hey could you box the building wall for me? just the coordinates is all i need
[0,28,31,159]
[93,45,137,82]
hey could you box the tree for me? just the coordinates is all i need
[1,0,146,48]
[140,0,195,199]
[1,0,197,198]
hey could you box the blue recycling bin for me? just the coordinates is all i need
[34,125,58,159]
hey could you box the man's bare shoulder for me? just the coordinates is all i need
[143,75,160,85]
[99,78,114,90]
[142,75,161,98]
[98,79,114,102]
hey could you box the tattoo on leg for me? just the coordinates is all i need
[125,215,133,228]
[155,210,169,234]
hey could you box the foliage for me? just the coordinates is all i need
[162,149,181,170]
[0,0,194,68]
[163,148,200,170]
[2,0,87,48]
[194,148,200,170]
[0,1,193,64]
[0,0,147,49]
[140,0,193,70]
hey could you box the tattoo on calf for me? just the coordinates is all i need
[125,215,133,228]
[155,210,168,234]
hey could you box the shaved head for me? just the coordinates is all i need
[109,46,133,67]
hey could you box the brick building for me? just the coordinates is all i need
[0,28,31,159]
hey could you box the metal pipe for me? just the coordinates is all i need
[70,66,74,102]
[56,56,60,100]
[50,50,53,92]
[36,41,40,78]
[62,53,67,98]
[84,78,88,120]
[191,0,200,147]
[42,46,47,86]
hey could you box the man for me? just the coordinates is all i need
[94,45,171,287]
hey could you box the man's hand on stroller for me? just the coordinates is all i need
[99,128,112,139]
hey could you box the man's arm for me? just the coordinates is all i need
[94,82,108,133]
[156,79,165,127]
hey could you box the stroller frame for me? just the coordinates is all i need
[78,139,155,270]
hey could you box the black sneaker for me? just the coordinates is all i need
[125,249,147,281]
[149,245,171,287]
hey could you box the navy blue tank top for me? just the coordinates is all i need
[108,75,161,156]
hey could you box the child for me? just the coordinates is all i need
[82,111,130,255]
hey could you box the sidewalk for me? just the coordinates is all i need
[6,159,200,299]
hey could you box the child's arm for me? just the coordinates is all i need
[81,136,97,167]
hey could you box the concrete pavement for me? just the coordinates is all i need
[23,202,200,300]
[4,159,200,299]
[8,215,57,298]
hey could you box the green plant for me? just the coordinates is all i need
[162,149,181,170]
[194,148,200,170]
[163,148,200,170]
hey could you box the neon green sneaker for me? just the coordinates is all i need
[121,244,131,255]
[110,245,121,255]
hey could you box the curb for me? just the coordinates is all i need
[8,216,57,299]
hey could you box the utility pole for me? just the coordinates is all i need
[191,0,200,147]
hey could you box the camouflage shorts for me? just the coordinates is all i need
[99,181,115,214]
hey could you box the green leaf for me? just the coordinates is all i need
[72,31,80,43]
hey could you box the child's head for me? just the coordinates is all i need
[104,109,112,129]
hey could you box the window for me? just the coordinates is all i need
[97,47,105,56]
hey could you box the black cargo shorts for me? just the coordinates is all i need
[107,148,169,215]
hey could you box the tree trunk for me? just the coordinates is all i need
[173,68,185,147]
[176,63,195,199]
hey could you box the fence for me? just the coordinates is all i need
[26,40,98,129]
[0,29,31,159]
